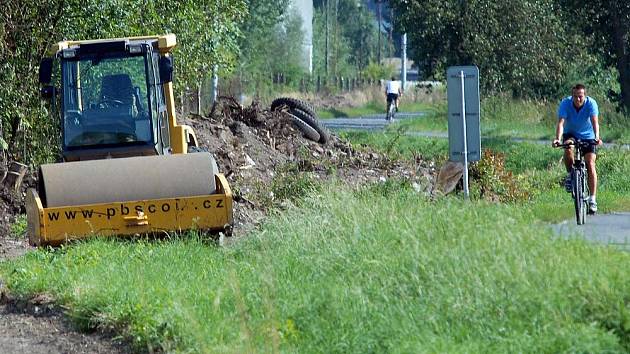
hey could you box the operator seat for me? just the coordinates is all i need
[100,74,140,117]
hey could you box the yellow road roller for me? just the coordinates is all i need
[27,34,233,246]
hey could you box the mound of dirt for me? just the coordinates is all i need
[0,173,35,258]
[0,97,436,243]
[182,97,436,234]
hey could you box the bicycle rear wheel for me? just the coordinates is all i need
[386,102,395,121]
[572,169,585,225]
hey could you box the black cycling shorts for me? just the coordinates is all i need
[562,134,597,155]
[387,93,399,103]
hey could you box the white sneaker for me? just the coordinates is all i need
[588,200,597,214]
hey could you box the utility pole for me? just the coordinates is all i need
[325,0,329,76]
[334,0,339,76]
[377,0,382,64]
[388,7,393,58]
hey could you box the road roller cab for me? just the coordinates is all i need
[28,35,233,246]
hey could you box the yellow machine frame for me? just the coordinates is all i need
[28,34,233,246]
[27,175,233,246]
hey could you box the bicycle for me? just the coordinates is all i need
[385,99,396,121]
[554,139,597,225]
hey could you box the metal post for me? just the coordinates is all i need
[325,0,329,76]
[401,33,407,92]
[377,0,382,63]
[460,70,469,199]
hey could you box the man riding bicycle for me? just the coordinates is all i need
[385,76,402,113]
[552,83,602,214]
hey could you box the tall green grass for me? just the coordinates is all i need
[2,95,629,352]
[343,132,630,220]
[370,96,630,143]
[3,187,630,352]
[340,131,449,162]
[398,97,554,139]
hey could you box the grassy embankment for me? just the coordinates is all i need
[346,132,630,221]
[4,188,630,352]
[2,98,630,352]
[320,95,630,144]
[408,97,630,144]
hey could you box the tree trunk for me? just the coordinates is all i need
[609,2,630,112]
[618,52,630,113]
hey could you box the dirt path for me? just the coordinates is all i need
[0,301,128,354]
[0,237,130,354]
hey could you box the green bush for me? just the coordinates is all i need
[9,214,27,238]
[362,61,396,81]
[469,149,531,202]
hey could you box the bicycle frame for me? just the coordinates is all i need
[386,100,395,121]
[556,139,595,225]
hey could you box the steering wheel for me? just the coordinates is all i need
[98,98,124,108]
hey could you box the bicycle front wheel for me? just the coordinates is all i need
[572,169,585,225]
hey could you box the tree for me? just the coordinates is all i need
[560,0,630,112]
[312,0,380,79]
[389,0,573,98]
[236,0,311,96]
[0,0,246,163]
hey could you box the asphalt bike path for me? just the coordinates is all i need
[321,112,425,130]
[323,112,630,249]
[552,212,630,250]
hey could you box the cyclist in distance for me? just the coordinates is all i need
[385,76,402,113]
[552,83,602,213]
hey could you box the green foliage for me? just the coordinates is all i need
[9,214,27,238]
[236,3,308,97]
[361,61,396,81]
[559,0,630,112]
[0,0,246,164]
[469,150,530,202]
[390,0,574,98]
[4,188,630,352]
[312,0,382,79]
[257,162,322,209]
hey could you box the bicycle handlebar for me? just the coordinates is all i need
[553,139,599,149]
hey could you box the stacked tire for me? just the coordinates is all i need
[271,97,329,144]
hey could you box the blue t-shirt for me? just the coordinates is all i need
[557,96,598,139]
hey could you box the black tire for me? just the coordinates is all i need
[289,108,330,144]
[573,169,585,225]
[271,97,317,118]
[285,112,321,142]
[386,101,395,121]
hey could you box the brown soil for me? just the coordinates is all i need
[183,97,435,235]
[0,292,129,354]
[0,178,131,353]
[0,96,436,353]
[0,174,33,259]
